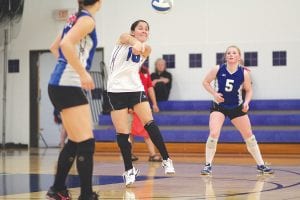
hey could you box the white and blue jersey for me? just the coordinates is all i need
[214,63,244,109]
[106,44,146,92]
[49,10,97,87]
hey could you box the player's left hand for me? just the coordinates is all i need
[152,104,160,113]
[242,102,249,112]
[132,42,145,55]
[80,71,95,90]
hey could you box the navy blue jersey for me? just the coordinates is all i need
[49,10,98,87]
[214,64,244,109]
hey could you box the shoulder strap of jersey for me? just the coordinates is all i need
[216,63,225,77]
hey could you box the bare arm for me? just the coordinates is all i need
[242,70,253,112]
[202,65,224,103]
[151,77,169,85]
[160,77,170,84]
[59,16,95,90]
[50,34,61,59]
[118,33,151,58]
[148,87,159,112]
[152,79,159,86]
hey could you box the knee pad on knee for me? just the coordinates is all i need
[144,120,161,139]
[144,120,155,129]
[76,138,95,162]
[116,133,131,149]
[60,139,77,163]
[206,136,218,149]
[63,139,77,152]
[144,120,158,136]
[245,135,258,148]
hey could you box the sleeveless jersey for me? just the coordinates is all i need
[49,10,98,87]
[106,44,146,92]
[214,63,244,109]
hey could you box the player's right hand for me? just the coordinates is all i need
[152,104,160,113]
[214,93,224,103]
[80,71,95,90]
[132,41,144,55]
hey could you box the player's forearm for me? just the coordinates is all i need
[119,33,140,46]
[60,39,86,76]
[203,81,217,97]
[244,88,253,104]
[148,87,158,106]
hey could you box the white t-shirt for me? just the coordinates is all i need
[106,44,146,92]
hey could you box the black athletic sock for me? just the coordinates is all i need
[117,134,132,171]
[53,139,77,191]
[76,138,95,198]
[144,120,169,160]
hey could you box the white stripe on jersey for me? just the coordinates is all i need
[213,78,219,104]
[78,35,93,69]
[238,84,244,105]
[107,44,145,92]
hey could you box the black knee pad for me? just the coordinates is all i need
[116,133,131,149]
[144,120,162,141]
[144,120,155,129]
[64,139,77,151]
[144,120,169,159]
[144,120,159,137]
[60,139,77,163]
[76,138,95,162]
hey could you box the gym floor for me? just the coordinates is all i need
[0,148,299,199]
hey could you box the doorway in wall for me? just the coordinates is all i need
[29,48,104,148]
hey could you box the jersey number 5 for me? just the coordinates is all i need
[225,79,234,92]
[127,47,141,63]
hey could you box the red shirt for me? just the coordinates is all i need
[139,67,153,96]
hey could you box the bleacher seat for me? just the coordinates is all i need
[94,99,300,143]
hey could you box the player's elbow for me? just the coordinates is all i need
[202,80,208,88]
[59,38,72,54]
[50,43,57,53]
[119,33,130,44]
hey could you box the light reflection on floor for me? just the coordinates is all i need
[0,148,299,199]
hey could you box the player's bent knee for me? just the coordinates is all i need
[206,136,218,149]
[209,129,221,138]
[76,138,95,162]
[245,135,257,147]
[116,133,131,148]
[77,138,95,153]
[144,120,155,128]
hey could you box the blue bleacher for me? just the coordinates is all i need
[157,99,300,111]
[94,99,300,143]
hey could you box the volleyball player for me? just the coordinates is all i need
[201,45,273,176]
[46,0,102,199]
[106,20,175,187]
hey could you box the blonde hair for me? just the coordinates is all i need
[225,45,241,55]
[224,45,242,63]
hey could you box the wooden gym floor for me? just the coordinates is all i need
[0,145,300,200]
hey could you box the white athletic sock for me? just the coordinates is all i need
[205,136,218,164]
[245,135,264,165]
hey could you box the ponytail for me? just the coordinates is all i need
[77,0,84,17]
[78,0,99,7]
[77,0,99,16]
